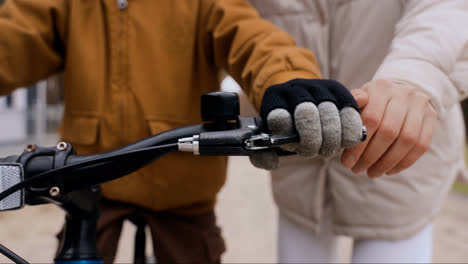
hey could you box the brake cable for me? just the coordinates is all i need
[0,244,29,264]
[0,143,178,203]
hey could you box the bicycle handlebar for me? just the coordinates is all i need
[0,116,273,264]
[0,116,299,205]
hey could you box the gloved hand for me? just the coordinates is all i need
[250,78,363,170]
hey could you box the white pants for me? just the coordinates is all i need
[278,213,432,263]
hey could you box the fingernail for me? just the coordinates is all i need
[342,154,357,168]
[367,170,382,178]
[352,165,365,174]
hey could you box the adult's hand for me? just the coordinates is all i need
[341,79,438,178]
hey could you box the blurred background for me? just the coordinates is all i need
[1,76,468,263]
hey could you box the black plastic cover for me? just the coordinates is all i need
[201,92,240,122]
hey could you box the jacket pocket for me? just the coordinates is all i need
[59,115,100,145]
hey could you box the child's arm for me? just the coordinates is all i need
[0,0,68,95]
[201,0,322,110]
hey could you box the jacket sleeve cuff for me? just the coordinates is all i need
[253,70,321,111]
[374,59,458,116]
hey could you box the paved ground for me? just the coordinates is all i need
[0,141,468,263]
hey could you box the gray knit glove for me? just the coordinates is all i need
[250,79,363,170]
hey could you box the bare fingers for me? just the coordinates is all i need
[341,79,438,178]
[366,99,425,177]
[351,98,408,175]
[387,105,437,175]
[341,83,389,168]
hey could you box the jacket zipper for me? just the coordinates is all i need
[117,0,128,10]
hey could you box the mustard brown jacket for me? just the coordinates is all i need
[0,0,321,214]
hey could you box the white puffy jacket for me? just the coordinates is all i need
[248,0,468,239]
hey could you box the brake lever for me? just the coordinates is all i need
[178,133,298,154]
[244,133,299,150]
[178,117,264,156]
[178,116,366,156]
